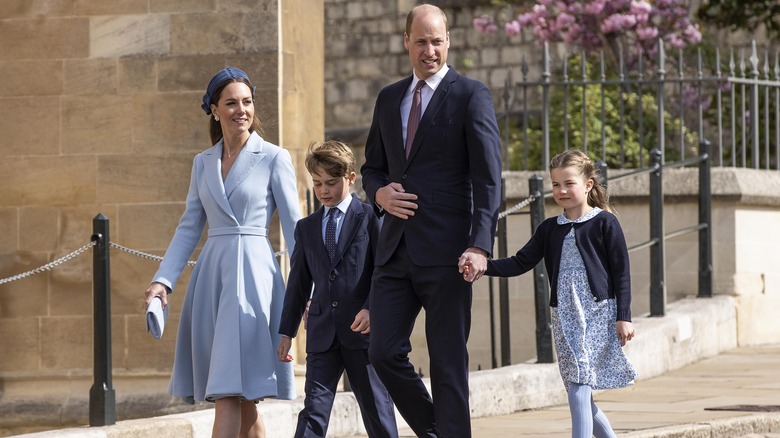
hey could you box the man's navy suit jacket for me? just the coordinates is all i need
[361,67,502,266]
[279,195,379,353]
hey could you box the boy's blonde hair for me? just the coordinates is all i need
[305,140,355,178]
[549,149,609,211]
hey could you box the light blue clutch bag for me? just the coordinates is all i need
[146,296,168,340]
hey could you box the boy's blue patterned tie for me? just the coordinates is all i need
[325,208,338,262]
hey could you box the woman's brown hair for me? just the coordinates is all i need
[207,77,264,145]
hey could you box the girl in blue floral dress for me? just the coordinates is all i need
[482,150,637,437]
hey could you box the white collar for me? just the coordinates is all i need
[325,194,352,216]
[411,64,449,92]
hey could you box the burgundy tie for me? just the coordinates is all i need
[405,80,426,158]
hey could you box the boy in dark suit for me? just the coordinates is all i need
[278,140,397,438]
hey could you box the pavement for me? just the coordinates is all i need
[346,345,780,437]
[462,345,780,438]
[11,296,780,438]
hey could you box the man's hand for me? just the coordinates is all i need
[375,183,418,219]
[303,299,311,330]
[458,247,488,283]
[277,336,293,362]
[616,321,635,347]
[350,309,371,334]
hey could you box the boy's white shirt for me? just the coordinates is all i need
[321,193,353,242]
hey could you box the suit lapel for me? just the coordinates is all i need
[332,196,363,266]
[311,207,329,262]
[392,77,414,163]
[405,68,456,167]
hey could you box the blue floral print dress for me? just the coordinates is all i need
[551,207,637,391]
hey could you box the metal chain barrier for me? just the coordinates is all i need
[0,240,97,285]
[109,242,196,267]
[0,240,289,285]
[110,242,287,266]
[0,191,529,287]
[498,194,536,220]
[0,195,528,286]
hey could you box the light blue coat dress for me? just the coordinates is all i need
[152,132,301,404]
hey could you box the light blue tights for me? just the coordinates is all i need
[567,383,617,438]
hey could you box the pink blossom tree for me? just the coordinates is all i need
[474,0,702,68]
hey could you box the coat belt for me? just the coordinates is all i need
[207,226,268,237]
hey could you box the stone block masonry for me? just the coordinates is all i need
[0,1,323,432]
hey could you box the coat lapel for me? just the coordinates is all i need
[224,132,267,197]
[202,142,235,219]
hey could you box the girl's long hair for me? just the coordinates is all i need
[549,150,609,211]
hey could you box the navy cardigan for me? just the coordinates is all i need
[486,210,632,321]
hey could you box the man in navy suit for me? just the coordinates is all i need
[278,140,397,438]
[361,4,502,437]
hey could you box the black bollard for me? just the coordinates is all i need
[497,178,511,366]
[649,149,666,316]
[698,140,713,298]
[89,213,116,426]
[529,175,553,363]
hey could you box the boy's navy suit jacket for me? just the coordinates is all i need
[279,194,379,353]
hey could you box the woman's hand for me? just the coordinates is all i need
[143,282,169,311]
[616,320,635,347]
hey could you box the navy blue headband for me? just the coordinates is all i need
[201,67,256,115]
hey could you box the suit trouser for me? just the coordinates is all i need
[369,238,473,438]
[295,337,397,438]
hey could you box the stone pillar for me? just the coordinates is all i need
[280,0,325,367]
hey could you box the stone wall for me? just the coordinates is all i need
[324,0,530,142]
[323,0,769,142]
[0,0,322,430]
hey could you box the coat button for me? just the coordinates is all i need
[592,296,598,302]
[402,174,408,180]
[331,301,338,308]
[329,274,336,281]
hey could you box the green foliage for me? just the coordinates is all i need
[698,0,780,41]
[501,55,699,170]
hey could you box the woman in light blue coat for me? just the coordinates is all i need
[143,67,301,438]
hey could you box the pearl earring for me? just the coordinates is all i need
[214,115,220,121]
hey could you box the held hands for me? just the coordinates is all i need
[277,336,293,362]
[457,247,488,283]
[350,309,371,334]
[143,282,169,311]
[375,183,418,219]
[616,320,635,347]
